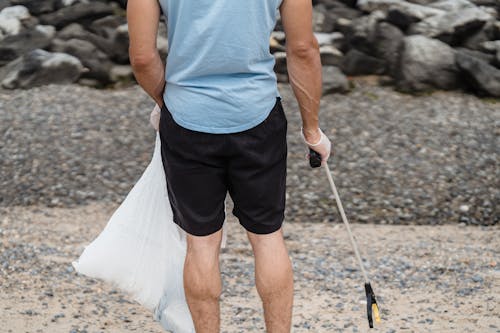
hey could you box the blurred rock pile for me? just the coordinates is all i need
[0,0,499,96]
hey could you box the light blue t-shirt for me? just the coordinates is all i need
[158,0,283,134]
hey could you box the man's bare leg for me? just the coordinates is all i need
[183,228,223,333]
[247,227,294,333]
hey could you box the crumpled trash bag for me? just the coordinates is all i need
[72,114,228,332]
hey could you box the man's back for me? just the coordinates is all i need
[158,0,283,134]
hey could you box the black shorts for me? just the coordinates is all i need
[158,97,287,236]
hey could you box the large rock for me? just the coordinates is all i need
[312,5,336,32]
[326,1,363,21]
[314,32,345,48]
[89,15,127,38]
[322,66,350,94]
[395,35,459,92]
[343,10,386,54]
[409,7,495,45]
[273,51,288,82]
[456,50,500,97]
[386,2,444,30]
[320,44,343,66]
[454,47,496,65]
[0,0,11,11]
[57,23,129,64]
[10,0,56,15]
[406,0,437,4]
[479,40,500,54]
[462,20,499,50]
[428,0,476,12]
[38,2,114,29]
[0,5,30,36]
[358,0,443,17]
[112,24,130,64]
[357,0,403,12]
[341,48,387,75]
[0,49,84,89]
[114,0,127,9]
[372,22,404,75]
[50,38,113,83]
[0,24,55,65]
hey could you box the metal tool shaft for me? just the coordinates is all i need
[323,163,369,283]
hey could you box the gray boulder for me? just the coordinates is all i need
[341,48,387,75]
[409,7,494,45]
[112,24,130,64]
[38,2,114,29]
[312,5,336,33]
[395,35,459,92]
[314,32,345,50]
[273,51,288,83]
[0,0,11,11]
[89,15,127,38]
[0,49,84,89]
[462,20,499,50]
[109,64,134,83]
[326,2,363,21]
[10,0,56,15]
[386,2,444,30]
[428,0,476,12]
[114,0,127,9]
[319,45,344,66]
[357,0,443,16]
[57,23,129,64]
[406,0,436,4]
[320,44,343,66]
[479,40,500,54]
[357,0,403,12]
[50,38,113,83]
[0,5,30,37]
[456,50,500,97]
[0,24,55,65]
[372,21,404,75]
[322,66,350,94]
[343,10,386,54]
[273,51,287,75]
[454,47,495,65]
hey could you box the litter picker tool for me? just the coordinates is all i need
[309,149,381,328]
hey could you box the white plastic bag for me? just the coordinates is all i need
[72,127,228,332]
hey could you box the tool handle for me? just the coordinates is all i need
[309,148,322,168]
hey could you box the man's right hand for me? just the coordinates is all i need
[150,104,161,131]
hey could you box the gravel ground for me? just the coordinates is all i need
[0,80,498,225]
[0,203,498,333]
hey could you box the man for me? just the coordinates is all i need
[127,0,332,332]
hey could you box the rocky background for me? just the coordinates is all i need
[0,0,499,96]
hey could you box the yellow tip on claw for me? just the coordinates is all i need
[372,304,381,323]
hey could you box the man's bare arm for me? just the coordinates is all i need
[280,0,322,144]
[127,0,165,107]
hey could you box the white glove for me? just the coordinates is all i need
[150,104,161,132]
[300,127,332,165]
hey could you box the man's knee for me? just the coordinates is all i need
[186,228,223,255]
[246,227,284,251]
[184,228,223,300]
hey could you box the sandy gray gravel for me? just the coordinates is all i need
[0,203,499,333]
[0,80,499,332]
[0,80,498,225]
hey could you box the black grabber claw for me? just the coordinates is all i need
[365,282,380,328]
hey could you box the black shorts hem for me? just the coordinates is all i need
[173,217,224,237]
[236,213,284,235]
